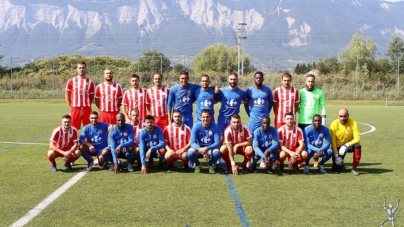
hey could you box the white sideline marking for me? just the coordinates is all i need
[0,141,48,146]
[358,122,376,135]
[10,170,89,227]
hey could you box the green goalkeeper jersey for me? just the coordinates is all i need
[298,88,326,124]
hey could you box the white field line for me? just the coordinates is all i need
[0,141,48,145]
[10,170,89,227]
[358,122,376,135]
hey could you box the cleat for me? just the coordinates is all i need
[98,160,105,169]
[266,166,273,174]
[246,161,251,169]
[304,166,310,174]
[64,162,73,171]
[86,162,93,171]
[351,168,360,176]
[224,168,231,174]
[158,163,164,171]
[127,164,134,172]
[288,159,293,170]
[252,165,257,173]
[167,164,173,172]
[242,165,248,174]
[279,162,285,173]
[70,161,75,166]
[51,164,57,172]
[148,159,154,168]
[318,165,326,174]
[194,165,201,173]
[313,160,319,168]
[271,161,278,170]
[208,165,215,174]
[293,164,301,174]
[183,164,189,172]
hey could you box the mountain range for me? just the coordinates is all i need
[0,0,403,71]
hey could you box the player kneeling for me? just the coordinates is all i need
[277,112,308,173]
[252,117,279,173]
[163,110,191,172]
[47,114,81,172]
[187,110,222,174]
[138,115,166,174]
[303,115,333,174]
[220,114,253,175]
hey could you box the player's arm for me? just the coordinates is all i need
[150,128,165,152]
[119,127,134,148]
[94,86,100,109]
[295,139,305,155]
[65,90,71,106]
[267,89,274,113]
[267,128,279,153]
[235,137,252,151]
[347,120,361,146]
[207,125,221,150]
[177,142,191,154]
[294,91,300,112]
[304,128,320,152]
[122,105,130,123]
[117,95,123,109]
[166,88,175,124]
[252,131,265,157]
[49,142,70,157]
[89,81,95,104]
[329,122,338,155]
[319,127,331,151]
[190,125,201,151]
[279,141,295,156]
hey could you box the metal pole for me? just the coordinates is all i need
[237,45,240,75]
[137,57,140,74]
[52,57,55,90]
[160,56,162,74]
[10,55,13,95]
[356,56,358,98]
[398,58,400,98]
[94,56,96,81]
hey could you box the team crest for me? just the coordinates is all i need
[188,90,191,94]
[269,134,272,139]
[98,130,103,134]
[320,133,324,138]
[236,94,240,98]
[263,92,266,96]
[123,132,127,136]
[153,135,157,139]
[347,127,351,131]
[210,94,213,99]
[208,131,213,136]
[313,95,318,100]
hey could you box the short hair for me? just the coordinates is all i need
[201,109,211,116]
[77,61,86,67]
[254,71,264,78]
[116,113,125,119]
[131,74,140,80]
[306,73,315,79]
[312,114,322,120]
[62,114,71,119]
[284,112,294,118]
[172,109,182,116]
[282,72,292,79]
[229,72,238,78]
[153,72,163,80]
[145,115,155,121]
[179,71,189,77]
[201,74,209,80]
[262,116,270,122]
[130,109,139,114]
[231,114,241,120]
[90,111,98,116]
[104,68,113,73]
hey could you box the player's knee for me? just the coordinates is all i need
[158,148,166,156]
[244,146,253,155]
[124,146,134,153]
[301,151,308,159]
[220,145,227,153]
[279,151,287,160]
[165,150,175,159]
[47,150,56,158]
[101,149,110,157]
[181,152,188,160]
[73,149,81,157]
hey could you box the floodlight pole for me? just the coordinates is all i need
[236,23,247,76]
[398,57,401,98]
[356,56,358,98]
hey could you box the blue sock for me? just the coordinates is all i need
[125,152,134,165]
[188,150,200,166]
[208,150,221,166]
[81,151,93,163]
[320,149,333,165]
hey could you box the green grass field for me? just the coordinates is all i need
[0,99,403,227]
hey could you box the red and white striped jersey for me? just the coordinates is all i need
[163,123,191,151]
[95,82,123,112]
[224,123,251,145]
[146,86,170,117]
[50,126,78,150]
[277,125,304,151]
[65,77,95,107]
[122,88,147,122]
[132,121,144,144]
[273,86,300,125]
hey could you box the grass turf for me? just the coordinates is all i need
[0,100,403,227]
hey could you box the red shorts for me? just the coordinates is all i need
[154,115,169,130]
[99,111,119,124]
[235,146,246,155]
[70,106,92,130]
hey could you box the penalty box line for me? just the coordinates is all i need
[10,169,89,227]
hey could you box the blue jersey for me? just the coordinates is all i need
[217,87,246,118]
[79,122,109,151]
[304,125,331,152]
[253,126,279,157]
[167,83,201,115]
[138,126,165,166]
[109,123,134,163]
[194,87,219,123]
[245,85,273,132]
[190,122,221,150]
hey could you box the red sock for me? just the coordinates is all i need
[221,152,231,167]
[47,155,56,165]
[66,155,78,163]
[353,148,361,168]
[242,152,253,166]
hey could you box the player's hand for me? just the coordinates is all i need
[145,150,151,159]
[200,147,208,155]
[114,148,120,157]
[108,124,114,132]
[232,165,239,175]
[63,152,72,161]
[113,163,119,174]
[141,166,148,175]
[214,86,220,94]
[89,145,95,152]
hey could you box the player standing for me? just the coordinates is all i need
[252,117,279,173]
[146,73,170,130]
[245,71,273,133]
[194,74,219,124]
[95,69,123,124]
[122,74,147,123]
[188,110,222,174]
[220,114,253,175]
[65,61,95,130]
[277,112,308,173]
[138,115,166,174]
[273,73,300,129]
[167,71,200,128]
[303,114,332,174]
[298,74,326,130]
[329,108,362,176]
[79,111,110,170]
[163,110,192,171]
[47,114,80,172]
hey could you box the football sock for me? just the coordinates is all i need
[81,151,93,163]
[353,148,361,168]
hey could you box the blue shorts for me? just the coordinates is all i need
[217,115,231,136]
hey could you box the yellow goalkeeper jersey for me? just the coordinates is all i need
[329,118,361,154]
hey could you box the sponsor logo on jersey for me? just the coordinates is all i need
[227,99,238,107]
